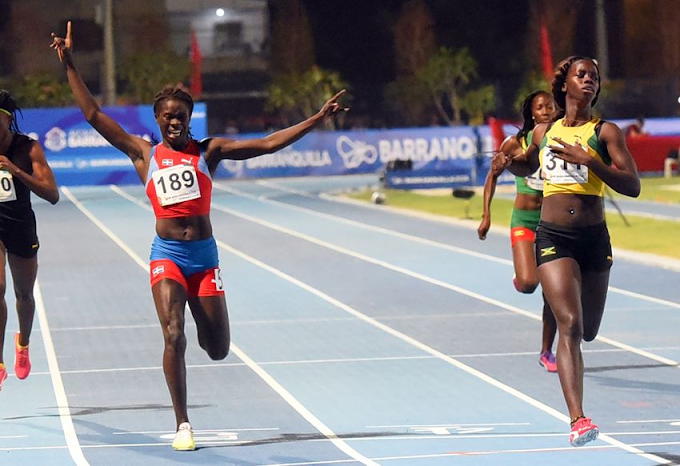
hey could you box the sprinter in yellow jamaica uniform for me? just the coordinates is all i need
[500,56,641,448]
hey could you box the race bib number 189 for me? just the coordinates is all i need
[0,171,17,202]
[542,149,589,185]
[152,164,201,206]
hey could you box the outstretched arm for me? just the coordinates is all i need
[0,141,59,204]
[204,90,348,169]
[478,137,520,240]
[51,21,151,181]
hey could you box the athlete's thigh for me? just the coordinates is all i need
[152,279,189,330]
[580,269,610,340]
[0,242,7,294]
[188,295,230,341]
[7,253,37,295]
[538,257,582,325]
[512,239,539,285]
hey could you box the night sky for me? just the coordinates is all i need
[302,0,532,116]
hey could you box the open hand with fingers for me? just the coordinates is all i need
[50,20,73,65]
[548,137,592,166]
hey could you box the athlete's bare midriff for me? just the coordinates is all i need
[514,192,543,211]
[156,215,213,241]
[541,194,604,227]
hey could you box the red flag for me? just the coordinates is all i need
[540,18,553,80]
[487,117,506,151]
[190,29,202,97]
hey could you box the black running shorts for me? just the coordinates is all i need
[535,221,612,272]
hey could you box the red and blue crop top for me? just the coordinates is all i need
[145,140,213,218]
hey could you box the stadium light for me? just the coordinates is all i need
[216,8,225,17]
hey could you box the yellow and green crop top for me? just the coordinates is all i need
[539,117,611,197]
[516,131,543,195]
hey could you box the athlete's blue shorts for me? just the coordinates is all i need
[149,236,224,296]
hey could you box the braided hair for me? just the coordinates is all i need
[0,90,22,133]
[551,56,601,111]
[153,86,194,117]
[516,90,551,142]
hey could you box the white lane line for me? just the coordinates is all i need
[215,240,669,464]
[266,441,680,465]
[229,344,378,465]
[618,419,680,424]
[113,427,279,435]
[215,183,511,265]
[62,187,148,271]
[244,181,680,304]
[6,439,680,455]
[71,187,379,466]
[210,193,680,371]
[35,278,89,466]
[112,186,671,464]
[18,344,676,378]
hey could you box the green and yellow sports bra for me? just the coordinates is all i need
[539,117,611,197]
[516,131,543,195]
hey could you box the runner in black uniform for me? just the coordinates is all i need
[0,90,59,390]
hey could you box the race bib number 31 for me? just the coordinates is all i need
[0,171,17,202]
[152,164,201,206]
[542,149,588,185]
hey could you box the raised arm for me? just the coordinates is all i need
[203,90,348,170]
[478,136,520,240]
[50,21,151,181]
[550,122,640,197]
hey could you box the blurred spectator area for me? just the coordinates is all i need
[626,135,680,173]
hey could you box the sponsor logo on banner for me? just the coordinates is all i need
[44,127,68,152]
[336,135,378,168]
[44,127,153,153]
[221,148,332,173]
[377,136,477,163]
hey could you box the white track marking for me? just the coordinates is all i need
[109,186,671,464]
[215,240,669,464]
[212,185,680,370]
[68,187,378,466]
[35,278,89,465]
[215,183,511,265]
[247,181,680,296]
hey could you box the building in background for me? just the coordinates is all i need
[165,0,271,134]
[0,0,271,134]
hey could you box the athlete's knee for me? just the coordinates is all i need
[207,342,229,361]
[557,314,583,341]
[204,334,230,360]
[583,325,600,342]
[513,275,538,294]
[163,323,187,352]
[14,289,35,306]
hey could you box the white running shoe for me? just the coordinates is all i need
[172,422,196,451]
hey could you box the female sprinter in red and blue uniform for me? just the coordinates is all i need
[52,22,347,451]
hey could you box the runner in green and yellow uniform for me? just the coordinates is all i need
[478,90,558,373]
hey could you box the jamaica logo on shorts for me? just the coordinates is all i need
[540,246,556,257]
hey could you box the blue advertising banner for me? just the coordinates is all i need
[215,125,497,187]
[17,103,207,186]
